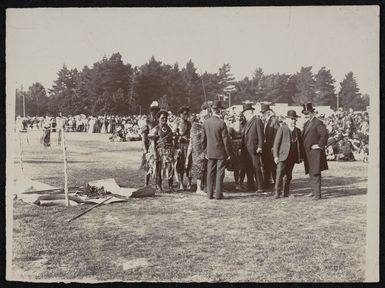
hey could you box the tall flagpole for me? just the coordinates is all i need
[200,72,207,106]
[22,90,25,117]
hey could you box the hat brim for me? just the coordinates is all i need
[156,111,169,118]
[242,107,255,113]
[150,106,161,112]
[260,109,271,113]
[301,109,314,114]
[286,115,299,119]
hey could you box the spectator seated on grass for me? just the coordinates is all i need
[109,125,125,142]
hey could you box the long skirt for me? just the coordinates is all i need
[100,123,107,134]
[42,129,51,147]
[229,138,246,171]
[156,147,175,181]
[191,154,207,180]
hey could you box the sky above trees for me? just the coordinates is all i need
[7,6,379,98]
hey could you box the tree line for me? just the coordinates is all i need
[15,52,369,116]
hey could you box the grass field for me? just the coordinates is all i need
[9,132,368,282]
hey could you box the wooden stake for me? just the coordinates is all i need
[61,128,70,207]
[68,196,113,222]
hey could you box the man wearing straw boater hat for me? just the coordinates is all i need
[241,102,264,193]
[273,110,304,198]
[202,100,232,200]
[301,103,328,200]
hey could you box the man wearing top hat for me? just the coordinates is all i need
[273,110,304,198]
[241,103,265,192]
[173,106,192,191]
[260,103,280,189]
[202,100,232,199]
[301,103,328,200]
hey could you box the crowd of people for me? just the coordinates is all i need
[138,100,369,200]
[15,100,369,199]
[15,114,143,142]
[15,104,369,163]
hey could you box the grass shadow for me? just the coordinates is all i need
[290,176,367,198]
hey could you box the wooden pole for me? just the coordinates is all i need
[336,93,339,111]
[22,91,25,117]
[61,128,70,206]
[18,131,23,173]
[200,72,208,106]
[68,196,113,222]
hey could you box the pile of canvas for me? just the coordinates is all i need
[14,176,155,206]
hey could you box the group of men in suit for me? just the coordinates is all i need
[202,100,328,200]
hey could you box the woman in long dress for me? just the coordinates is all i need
[88,116,95,133]
[228,112,247,190]
[185,105,210,195]
[42,117,52,147]
[100,116,107,133]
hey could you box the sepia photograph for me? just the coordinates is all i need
[5,6,379,282]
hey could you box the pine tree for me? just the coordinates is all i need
[48,65,79,115]
[181,60,202,112]
[314,67,336,107]
[217,64,236,106]
[338,72,362,110]
[292,66,315,105]
[26,82,48,116]
[135,56,169,113]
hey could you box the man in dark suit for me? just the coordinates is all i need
[260,103,280,189]
[273,110,304,198]
[301,103,328,200]
[242,103,264,192]
[202,100,232,199]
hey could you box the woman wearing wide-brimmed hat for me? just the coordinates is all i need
[185,102,211,195]
[41,116,52,147]
[228,111,247,191]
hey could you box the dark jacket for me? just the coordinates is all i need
[273,125,304,163]
[264,115,280,150]
[242,116,264,155]
[302,117,328,175]
[202,115,232,160]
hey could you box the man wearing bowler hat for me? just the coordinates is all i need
[273,110,304,198]
[202,100,232,199]
[301,103,328,200]
[242,102,265,192]
[260,103,280,189]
